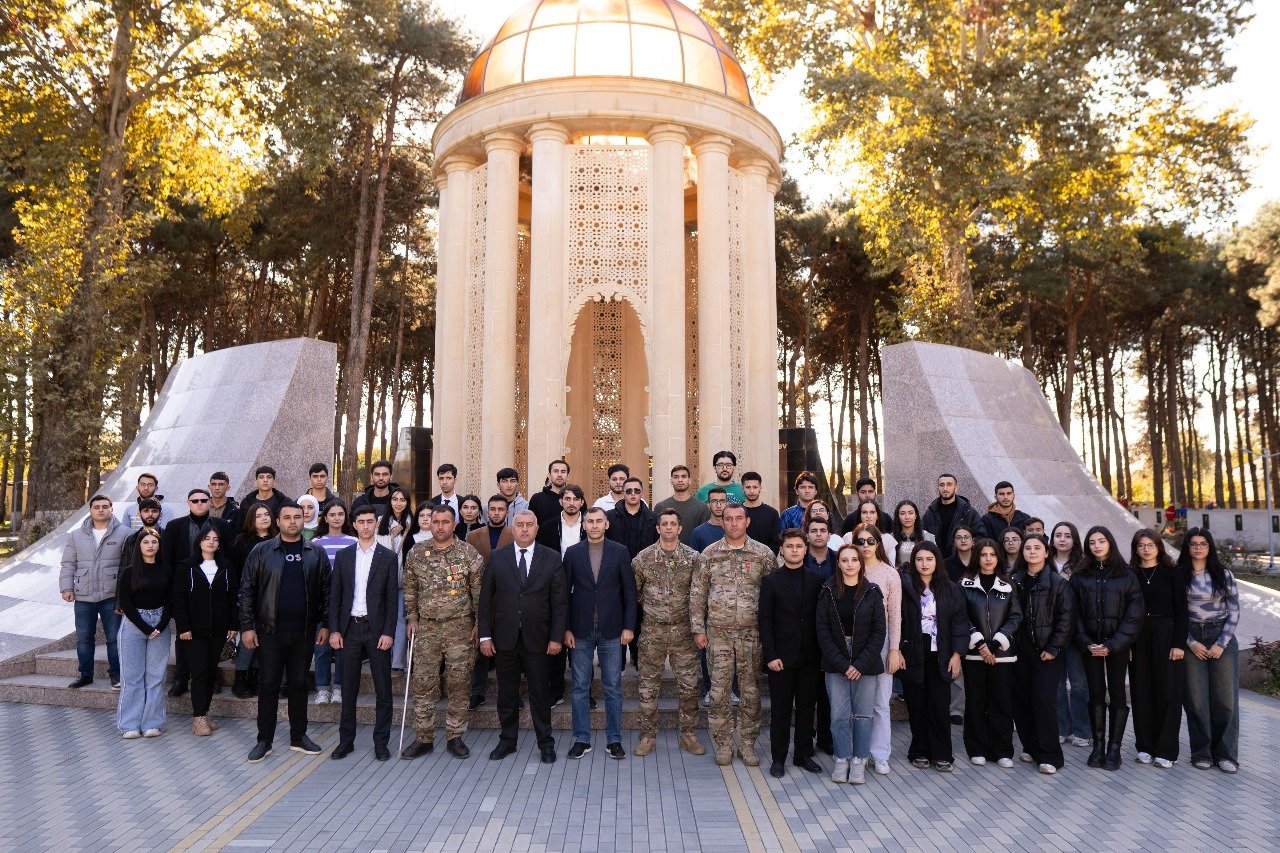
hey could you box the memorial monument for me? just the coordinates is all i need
[429,0,784,501]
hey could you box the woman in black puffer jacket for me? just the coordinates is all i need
[1069,525,1144,771]
[959,539,1023,768]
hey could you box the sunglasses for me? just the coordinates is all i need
[623,488,642,495]
[854,538,877,546]
[189,498,209,504]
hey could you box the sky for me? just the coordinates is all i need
[435,0,1280,226]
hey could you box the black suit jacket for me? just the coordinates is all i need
[758,566,824,669]
[478,542,568,653]
[563,539,637,639]
[160,513,232,568]
[327,542,400,639]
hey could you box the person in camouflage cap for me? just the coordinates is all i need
[632,508,706,758]
[400,505,484,760]
[690,502,774,767]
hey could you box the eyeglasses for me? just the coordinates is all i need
[954,534,973,541]
[623,488,642,495]
[854,538,877,546]
[189,498,209,504]
[1188,541,1210,548]
[709,499,727,505]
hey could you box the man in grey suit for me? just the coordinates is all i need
[478,510,568,764]
[328,505,400,761]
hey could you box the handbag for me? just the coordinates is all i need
[219,636,238,662]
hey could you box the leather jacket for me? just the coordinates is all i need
[1069,561,1144,652]
[815,579,886,676]
[960,573,1022,661]
[1011,567,1075,657]
[238,536,330,635]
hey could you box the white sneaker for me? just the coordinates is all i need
[1136,752,1153,764]
[873,760,890,775]
[997,757,1014,768]
[143,729,162,738]
[831,758,849,783]
[1154,757,1174,769]
[701,692,711,707]
[970,756,986,766]
[122,730,141,740]
[1069,735,1091,748]
[1058,735,1067,744]
[1019,752,1034,763]
[1038,763,1057,775]
[313,687,331,705]
[330,688,342,704]
[848,759,866,784]
[730,693,741,706]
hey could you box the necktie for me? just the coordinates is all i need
[519,548,529,578]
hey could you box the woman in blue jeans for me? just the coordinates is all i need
[816,544,886,785]
[115,528,172,738]
[1177,529,1241,773]
[1050,521,1090,747]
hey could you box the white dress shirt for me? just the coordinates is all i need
[352,540,376,617]
[559,516,582,554]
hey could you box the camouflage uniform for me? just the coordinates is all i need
[632,541,703,739]
[689,537,773,753]
[403,538,484,742]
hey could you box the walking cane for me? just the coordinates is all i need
[398,628,415,755]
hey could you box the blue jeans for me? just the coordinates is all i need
[313,641,344,687]
[1057,644,1089,739]
[115,609,170,733]
[1183,631,1239,764]
[75,598,120,682]
[572,629,622,745]
[826,671,876,761]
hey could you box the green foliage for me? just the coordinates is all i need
[1227,203,1280,327]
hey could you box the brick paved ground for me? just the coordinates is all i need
[1,691,1277,853]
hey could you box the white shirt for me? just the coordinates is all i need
[437,494,458,521]
[352,541,376,617]
[559,516,583,554]
[593,494,620,512]
[199,559,218,585]
[92,526,109,547]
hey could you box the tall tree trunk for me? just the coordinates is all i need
[1163,333,1185,505]
[1241,347,1259,505]
[1144,336,1165,508]
[339,122,376,499]
[387,280,408,466]
[856,308,871,477]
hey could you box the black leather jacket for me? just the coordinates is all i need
[816,579,886,676]
[1069,561,1144,652]
[960,573,1023,661]
[238,536,331,635]
[1011,567,1075,657]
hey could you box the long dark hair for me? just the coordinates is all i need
[892,500,924,542]
[237,503,277,545]
[1050,521,1083,568]
[832,543,865,599]
[1074,525,1128,577]
[1013,533,1051,576]
[907,540,953,602]
[1129,527,1175,570]
[378,487,414,535]
[966,538,1009,582]
[1176,527,1230,596]
[458,494,483,523]
[320,500,354,536]
[194,522,222,556]
[801,501,830,531]
[130,527,163,591]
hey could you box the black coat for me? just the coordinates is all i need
[527,485,564,525]
[982,508,1032,541]
[960,573,1023,661]
[172,553,236,638]
[238,536,331,635]
[1012,567,1075,657]
[327,542,400,639]
[815,579,886,676]
[606,504,659,558]
[478,542,568,653]
[898,570,970,683]
[922,495,989,557]
[563,539,637,639]
[758,566,823,669]
[234,488,289,534]
[160,513,232,568]
[1069,562,1145,652]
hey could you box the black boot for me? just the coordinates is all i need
[1103,706,1129,771]
[232,671,253,699]
[1087,705,1107,768]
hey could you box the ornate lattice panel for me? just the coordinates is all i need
[514,228,531,483]
[685,228,699,473]
[727,169,747,466]
[567,146,651,330]
[463,164,488,491]
[590,300,624,501]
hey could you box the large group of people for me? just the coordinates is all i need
[60,458,1242,780]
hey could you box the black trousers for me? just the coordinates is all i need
[961,658,1014,760]
[496,634,553,749]
[338,617,393,748]
[1130,615,1184,759]
[767,665,817,763]
[257,630,313,744]
[172,637,190,685]
[815,673,832,751]
[547,648,568,702]
[902,651,953,762]
[1012,646,1065,768]
[471,649,495,700]
[1084,649,1129,709]
[186,633,225,717]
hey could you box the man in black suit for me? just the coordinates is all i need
[535,484,586,707]
[478,509,568,763]
[758,528,825,778]
[327,506,400,761]
[564,507,636,760]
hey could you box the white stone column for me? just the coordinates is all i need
[526,122,570,473]
[432,155,478,474]
[647,124,689,500]
[481,131,523,489]
[740,159,781,505]
[694,135,733,486]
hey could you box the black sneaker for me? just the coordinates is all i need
[68,676,92,689]
[468,695,486,710]
[567,741,592,759]
[606,742,625,760]
[290,735,323,755]
[168,682,188,698]
[247,741,272,763]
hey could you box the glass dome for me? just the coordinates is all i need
[460,0,753,106]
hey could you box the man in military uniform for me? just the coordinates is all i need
[632,508,706,758]
[400,505,484,759]
[690,502,773,767]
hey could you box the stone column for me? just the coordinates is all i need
[431,155,478,474]
[694,135,733,485]
[740,159,781,505]
[526,122,570,473]
[481,131,523,489]
[647,124,689,500]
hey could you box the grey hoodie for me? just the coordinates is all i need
[59,516,129,602]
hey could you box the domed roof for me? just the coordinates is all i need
[460,0,753,106]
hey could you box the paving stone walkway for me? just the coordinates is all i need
[2,691,1278,852]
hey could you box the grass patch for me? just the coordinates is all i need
[1249,679,1280,700]
[1238,572,1280,593]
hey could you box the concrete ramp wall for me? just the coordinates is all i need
[0,338,337,663]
